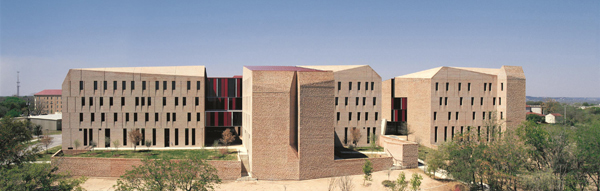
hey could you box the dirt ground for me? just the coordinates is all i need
[81,168,459,191]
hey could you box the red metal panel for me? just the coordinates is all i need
[213,78,218,97]
[222,78,228,98]
[237,78,242,97]
[223,98,228,110]
[402,98,407,110]
[402,110,406,122]
[214,112,219,126]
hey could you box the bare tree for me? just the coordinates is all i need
[338,175,354,191]
[128,129,143,151]
[220,128,236,153]
[40,135,53,154]
[30,100,46,115]
[351,127,362,148]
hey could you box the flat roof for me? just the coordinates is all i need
[29,113,62,120]
[76,66,206,77]
[244,66,325,72]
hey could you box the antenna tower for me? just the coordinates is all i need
[17,71,20,96]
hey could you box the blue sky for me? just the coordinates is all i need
[1,0,598,97]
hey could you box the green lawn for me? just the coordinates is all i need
[63,149,237,160]
[37,145,62,161]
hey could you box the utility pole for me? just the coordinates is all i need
[17,71,20,96]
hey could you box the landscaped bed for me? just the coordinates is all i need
[37,145,62,161]
[60,149,238,160]
[334,147,388,159]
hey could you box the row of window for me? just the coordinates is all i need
[80,128,196,147]
[79,112,202,123]
[438,97,501,106]
[435,82,504,92]
[337,81,376,91]
[81,80,202,91]
[335,97,377,106]
[434,126,497,143]
[336,112,379,121]
[433,111,504,121]
[80,96,201,107]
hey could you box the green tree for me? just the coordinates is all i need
[363,159,373,186]
[575,120,600,190]
[526,114,544,123]
[114,156,221,191]
[396,171,409,191]
[0,97,27,118]
[409,173,422,191]
[0,163,87,191]
[0,117,40,167]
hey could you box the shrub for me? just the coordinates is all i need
[363,159,373,185]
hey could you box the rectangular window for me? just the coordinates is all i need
[367,127,370,143]
[142,81,146,90]
[185,128,189,145]
[375,112,378,120]
[435,82,439,91]
[456,112,459,120]
[174,129,179,145]
[344,127,348,145]
[338,82,341,90]
[439,97,443,105]
[113,81,117,90]
[123,129,127,146]
[192,129,196,145]
[435,126,438,143]
[114,113,118,122]
[483,112,486,120]
[444,126,448,141]
[89,97,93,106]
[458,83,461,91]
[345,97,348,105]
[501,112,503,119]
[172,81,176,90]
[371,82,374,90]
[155,113,159,122]
[335,97,338,106]
[173,113,176,121]
[348,112,352,121]
[94,81,98,90]
[337,112,340,121]
[166,113,170,121]
[126,113,130,122]
[197,113,200,121]
[121,97,125,106]
[445,97,448,105]
[481,97,484,105]
[175,97,179,106]
[473,112,476,120]
[145,113,149,122]
[499,98,501,105]
[468,83,471,91]
[501,83,504,91]
[483,83,487,91]
[163,97,166,106]
[141,97,145,106]
[79,81,84,90]
[356,97,359,106]
[434,112,437,120]
[79,113,83,122]
[136,97,139,106]
[163,81,167,90]
[141,129,145,146]
[195,97,199,106]
[101,113,105,122]
[448,112,451,120]
[365,112,369,121]
[110,97,113,106]
[471,97,474,105]
[183,97,186,106]
[104,81,107,90]
[187,112,191,122]
[134,113,138,122]
[357,112,361,121]
[153,129,157,145]
[489,83,492,91]
[100,97,103,106]
[348,82,352,90]
[493,97,496,105]
[155,81,159,90]
[187,81,191,90]
[460,97,463,105]
[446,82,449,91]
[357,82,361,90]
[82,97,85,106]
[362,97,366,105]
[131,81,135,90]
[373,97,376,105]
[197,81,201,90]
[91,113,95,122]
[365,82,368,90]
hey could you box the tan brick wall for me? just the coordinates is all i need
[379,135,418,168]
[35,95,62,114]
[52,157,241,180]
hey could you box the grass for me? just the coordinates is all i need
[37,145,62,161]
[418,145,435,161]
[63,149,237,160]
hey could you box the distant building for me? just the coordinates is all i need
[34,89,62,114]
[526,105,543,114]
[29,113,62,131]
[545,113,563,124]
[382,66,526,148]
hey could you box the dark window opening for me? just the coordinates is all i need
[94,81,98,90]
[172,81,176,90]
[122,81,126,90]
[79,81,84,90]
[142,81,146,90]
[187,81,191,90]
[121,97,125,106]
[349,82,352,90]
[131,81,135,90]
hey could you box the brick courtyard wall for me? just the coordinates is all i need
[379,135,419,169]
[330,157,393,177]
[52,157,241,180]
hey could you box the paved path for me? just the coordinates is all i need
[28,134,62,152]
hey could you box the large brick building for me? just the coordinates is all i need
[382,66,526,148]
[34,89,63,114]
